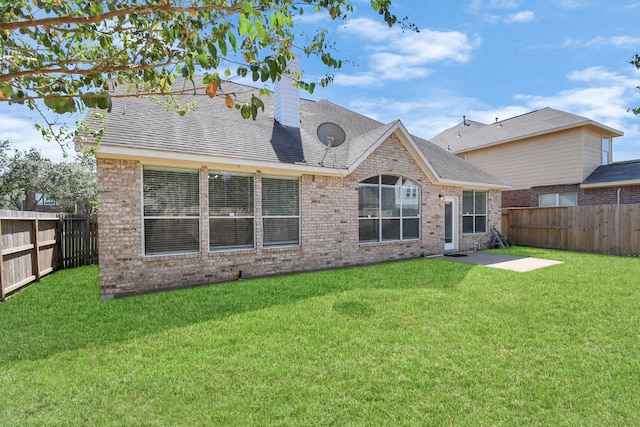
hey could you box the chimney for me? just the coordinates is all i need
[274,54,300,128]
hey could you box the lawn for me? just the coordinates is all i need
[1,247,639,426]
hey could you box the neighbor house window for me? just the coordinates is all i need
[262,176,300,247]
[462,190,487,234]
[602,136,611,164]
[539,192,577,207]
[209,172,254,250]
[358,175,421,243]
[35,193,57,206]
[143,167,200,255]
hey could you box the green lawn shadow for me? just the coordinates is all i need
[0,257,474,363]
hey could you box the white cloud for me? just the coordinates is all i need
[334,18,478,86]
[0,111,69,161]
[564,35,640,49]
[505,10,534,23]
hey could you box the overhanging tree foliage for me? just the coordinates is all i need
[631,53,640,116]
[1,0,413,152]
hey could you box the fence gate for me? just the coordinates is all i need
[59,214,98,269]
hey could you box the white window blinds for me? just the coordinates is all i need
[262,176,300,246]
[143,167,200,255]
[209,172,254,250]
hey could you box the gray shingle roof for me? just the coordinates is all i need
[85,79,505,186]
[582,160,640,186]
[430,107,624,153]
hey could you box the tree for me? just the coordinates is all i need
[1,0,413,152]
[631,53,640,116]
[0,141,96,212]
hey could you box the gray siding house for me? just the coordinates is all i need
[85,73,507,299]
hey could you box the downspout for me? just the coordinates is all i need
[617,187,622,205]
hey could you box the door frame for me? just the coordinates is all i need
[444,196,458,251]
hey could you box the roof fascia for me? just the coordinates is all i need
[580,179,640,189]
[95,145,347,177]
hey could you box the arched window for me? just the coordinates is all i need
[358,175,421,243]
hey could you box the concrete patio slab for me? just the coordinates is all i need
[435,251,563,272]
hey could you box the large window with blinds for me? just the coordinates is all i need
[462,189,487,234]
[209,172,254,250]
[358,175,421,243]
[262,176,300,247]
[143,167,200,255]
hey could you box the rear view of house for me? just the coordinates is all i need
[84,72,507,298]
[431,108,627,207]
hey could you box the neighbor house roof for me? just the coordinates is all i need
[581,159,640,188]
[430,107,624,154]
[83,79,507,188]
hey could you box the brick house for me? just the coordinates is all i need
[430,108,626,207]
[84,71,507,299]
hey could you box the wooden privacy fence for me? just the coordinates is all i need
[502,204,640,256]
[0,211,98,300]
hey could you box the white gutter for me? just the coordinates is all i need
[95,145,346,177]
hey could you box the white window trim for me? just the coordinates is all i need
[208,171,256,252]
[262,175,301,248]
[462,189,487,235]
[141,166,201,257]
[358,175,421,244]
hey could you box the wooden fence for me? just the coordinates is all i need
[0,211,98,300]
[502,204,640,256]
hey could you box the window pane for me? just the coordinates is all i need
[559,192,577,206]
[462,190,474,214]
[143,168,199,217]
[462,216,474,234]
[361,176,379,185]
[402,182,420,217]
[381,186,400,217]
[474,215,487,234]
[263,217,299,246]
[209,173,253,216]
[539,194,556,207]
[144,218,199,255]
[403,218,420,240]
[358,185,379,217]
[262,177,299,216]
[359,219,379,242]
[382,219,401,241]
[474,191,487,214]
[381,175,400,185]
[210,218,253,250]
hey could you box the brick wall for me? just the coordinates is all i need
[502,184,640,207]
[97,135,501,298]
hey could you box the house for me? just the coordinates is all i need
[580,159,640,204]
[430,108,626,207]
[83,66,507,299]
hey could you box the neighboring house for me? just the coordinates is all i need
[581,159,640,204]
[83,65,507,299]
[430,108,625,207]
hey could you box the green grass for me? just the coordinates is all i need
[1,247,639,426]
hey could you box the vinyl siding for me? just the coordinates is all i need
[464,128,584,190]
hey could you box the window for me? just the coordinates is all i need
[209,172,254,250]
[358,175,421,243]
[462,190,486,234]
[262,176,300,246]
[602,136,611,165]
[539,192,577,207]
[35,193,57,206]
[143,167,200,255]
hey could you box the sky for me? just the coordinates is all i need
[2,0,640,162]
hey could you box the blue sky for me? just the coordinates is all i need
[2,0,640,162]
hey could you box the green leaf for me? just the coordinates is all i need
[240,103,251,119]
[197,51,208,68]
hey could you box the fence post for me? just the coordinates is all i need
[32,218,41,282]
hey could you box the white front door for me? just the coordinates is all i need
[444,197,457,251]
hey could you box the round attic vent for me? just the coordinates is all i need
[317,122,346,147]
